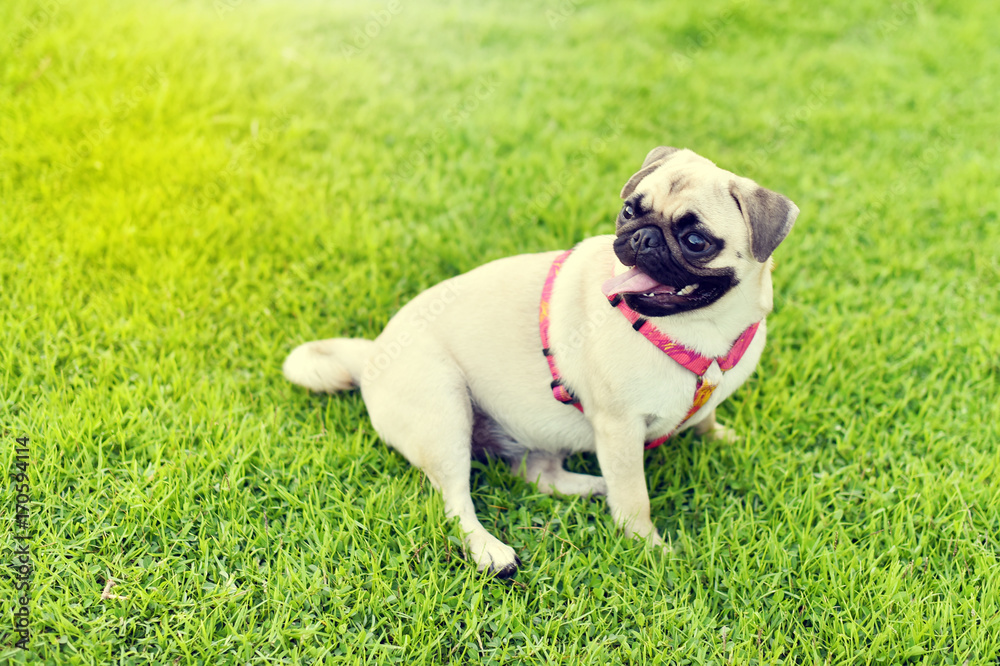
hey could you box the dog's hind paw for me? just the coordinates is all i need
[515,454,608,497]
[703,422,740,445]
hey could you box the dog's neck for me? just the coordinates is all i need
[608,257,773,359]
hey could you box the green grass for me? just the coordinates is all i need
[2,0,999,662]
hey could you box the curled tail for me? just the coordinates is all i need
[283,338,375,393]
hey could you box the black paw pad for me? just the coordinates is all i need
[492,562,519,579]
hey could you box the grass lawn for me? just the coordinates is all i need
[2,0,999,662]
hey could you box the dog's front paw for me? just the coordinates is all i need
[626,524,664,548]
[615,513,662,545]
[465,531,520,579]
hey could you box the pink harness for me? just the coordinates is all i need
[539,249,760,449]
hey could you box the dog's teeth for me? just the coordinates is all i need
[677,284,699,296]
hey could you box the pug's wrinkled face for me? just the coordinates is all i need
[611,147,799,318]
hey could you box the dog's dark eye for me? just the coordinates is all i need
[681,232,711,255]
[622,203,634,220]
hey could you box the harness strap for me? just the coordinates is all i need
[539,249,760,449]
[539,251,583,411]
[608,294,760,375]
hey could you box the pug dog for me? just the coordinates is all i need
[283,147,798,578]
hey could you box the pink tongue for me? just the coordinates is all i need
[601,267,668,296]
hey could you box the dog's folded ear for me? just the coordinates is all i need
[730,178,799,262]
[620,146,681,199]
